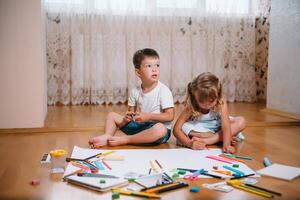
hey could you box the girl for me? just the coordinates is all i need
[173,72,246,153]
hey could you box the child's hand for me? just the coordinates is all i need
[223,145,236,154]
[124,111,135,122]
[135,112,149,122]
[190,137,207,150]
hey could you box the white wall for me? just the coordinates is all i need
[267,0,300,115]
[0,0,47,128]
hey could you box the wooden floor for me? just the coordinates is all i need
[0,102,300,200]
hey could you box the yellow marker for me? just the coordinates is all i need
[150,161,158,173]
[227,180,273,198]
[112,188,161,198]
[96,150,115,158]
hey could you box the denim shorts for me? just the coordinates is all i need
[120,121,171,144]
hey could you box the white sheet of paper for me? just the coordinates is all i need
[64,146,256,180]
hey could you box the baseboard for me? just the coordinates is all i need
[261,108,300,121]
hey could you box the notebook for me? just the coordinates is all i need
[66,175,128,191]
[256,163,300,181]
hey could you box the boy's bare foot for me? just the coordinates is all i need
[89,134,110,148]
[107,136,130,146]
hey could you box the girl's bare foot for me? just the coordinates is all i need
[89,134,110,148]
[107,136,130,146]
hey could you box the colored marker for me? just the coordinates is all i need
[223,165,245,175]
[94,160,105,170]
[263,156,272,167]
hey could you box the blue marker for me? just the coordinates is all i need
[263,156,272,167]
[94,160,105,170]
[223,165,245,175]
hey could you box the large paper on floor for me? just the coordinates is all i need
[64,146,256,189]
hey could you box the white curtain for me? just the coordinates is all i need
[45,0,258,105]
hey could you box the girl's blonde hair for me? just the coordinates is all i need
[185,72,223,119]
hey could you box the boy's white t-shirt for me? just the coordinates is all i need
[128,81,174,129]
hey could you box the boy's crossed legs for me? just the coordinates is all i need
[188,116,246,149]
[89,112,169,148]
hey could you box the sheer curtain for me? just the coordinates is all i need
[45,0,258,105]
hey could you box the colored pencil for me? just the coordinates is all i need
[112,188,161,198]
[155,159,163,169]
[245,184,282,196]
[219,154,245,163]
[163,172,174,183]
[102,160,112,170]
[206,156,232,164]
[213,170,232,176]
[155,182,189,194]
[176,168,198,172]
[96,150,115,158]
[201,172,223,179]
[230,184,273,198]
[62,168,84,181]
[230,173,255,180]
[144,182,179,193]
[70,161,90,171]
[141,182,174,191]
[150,161,158,173]
[66,157,98,169]
[83,153,102,160]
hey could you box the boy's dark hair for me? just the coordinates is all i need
[133,48,159,69]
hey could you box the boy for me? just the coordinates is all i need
[89,48,174,148]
